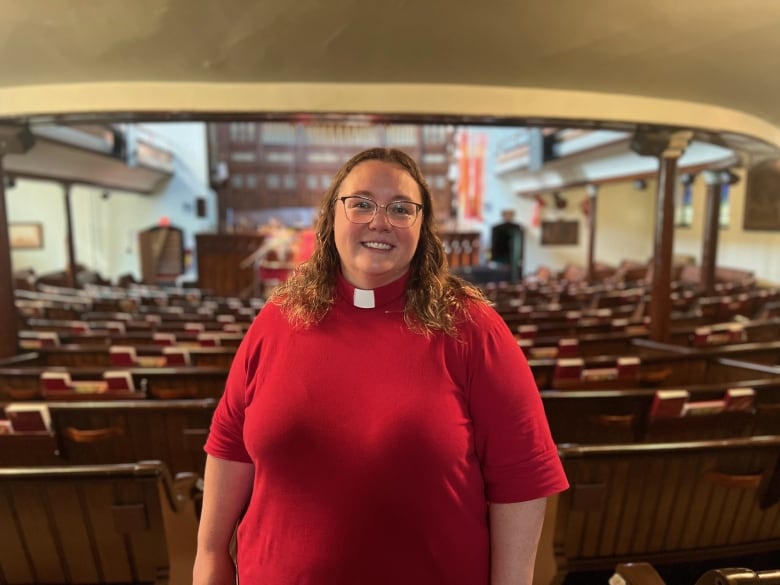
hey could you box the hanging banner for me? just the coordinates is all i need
[456,130,486,221]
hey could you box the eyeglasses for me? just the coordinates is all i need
[337,196,423,228]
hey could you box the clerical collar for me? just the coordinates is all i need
[353,288,376,308]
[336,272,409,310]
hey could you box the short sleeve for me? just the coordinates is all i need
[461,303,569,503]
[204,315,264,463]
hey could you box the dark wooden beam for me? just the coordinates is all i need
[701,172,723,295]
[0,158,18,358]
[585,185,598,281]
[63,183,76,288]
[0,128,34,359]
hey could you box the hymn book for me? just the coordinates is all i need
[723,387,756,412]
[5,403,52,433]
[650,389,690,419]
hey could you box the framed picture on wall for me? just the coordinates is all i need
[9,222,44,249]
[744,160,780,231]
[541,220,579,245]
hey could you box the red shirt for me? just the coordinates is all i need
[206,274,568,584]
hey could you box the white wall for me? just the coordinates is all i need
[7,122,217,282]
[594,181,657,268]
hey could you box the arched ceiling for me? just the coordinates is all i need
[2,0,780,150]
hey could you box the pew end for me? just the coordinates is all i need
[612,563,780,585]
[614,562,667,585]
[0,460,199,585]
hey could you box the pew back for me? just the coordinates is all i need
[0,461,198,585]
[48,399,216,475]
[550,436,780,583]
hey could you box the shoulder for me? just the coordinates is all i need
[466,298,505,324]
[456,298,513,341]
[242,301,288,342]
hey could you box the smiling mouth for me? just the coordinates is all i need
[362,241,394,251]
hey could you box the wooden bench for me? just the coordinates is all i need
[19,328,244,349]
[535,436,780,585]
[532,340,780,390]
[23,316,247,334]
[0,461,199,585]
[0,365,229,400]
[614,561,780,585]
[26,343,238,368]
[542,378,780,445]
[47,398,215,475]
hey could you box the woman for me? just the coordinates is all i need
[193,148,568,584]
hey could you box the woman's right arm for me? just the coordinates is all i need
[193,455,254,585]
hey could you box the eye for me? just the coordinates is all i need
[348,198,375,211]
[388,202,415,216]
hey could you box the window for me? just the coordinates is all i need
[675,178,693,228]
[283,174,297,189]
[719,183,731,228]
[229,122,256,143]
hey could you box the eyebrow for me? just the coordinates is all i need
[346,190,419,203]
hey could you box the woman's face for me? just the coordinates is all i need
[333,160,423,290]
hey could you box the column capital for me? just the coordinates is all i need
[0,125,35,156]
[630,127,692,159]
[661,130,694,159]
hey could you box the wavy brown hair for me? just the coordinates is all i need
[271,147,486,336]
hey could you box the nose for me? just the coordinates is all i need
[368,206,391,230]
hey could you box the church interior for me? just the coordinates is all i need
[1,2,780,584]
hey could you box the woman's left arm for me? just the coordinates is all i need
[489,497,547,585]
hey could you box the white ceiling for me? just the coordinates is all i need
[2,1,780,150]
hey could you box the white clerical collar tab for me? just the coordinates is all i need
[353,288,376,309]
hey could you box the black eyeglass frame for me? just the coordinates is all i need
[336,195,423,228]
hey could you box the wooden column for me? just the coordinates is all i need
[0,127,33,358]
[63,183,77,288]
[648,131,692,343]
[585,184,598,281]
[700,172,722,295]
[0,158,18,358]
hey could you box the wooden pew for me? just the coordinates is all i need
[542,377,780,445]
[0,365,229,400]
[664,339,780,368]
[28,343,237,368]
[47,398,215,475]
[19,328,244,349]
[0,461,198,585]
[23,316,247,333]
[532,340,780,390]
[519,316,779,361]
[537,436,780,585]
[614,562,780,585]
